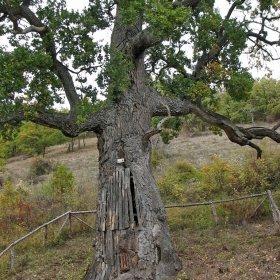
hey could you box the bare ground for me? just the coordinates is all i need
[173,221,280,280]
[2,129,280,280]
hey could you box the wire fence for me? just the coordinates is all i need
[1,190,280,270]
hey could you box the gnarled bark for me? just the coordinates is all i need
[84,92,181,280]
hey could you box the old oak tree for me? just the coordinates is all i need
[1,0,280,279]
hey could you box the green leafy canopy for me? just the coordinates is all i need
[0,0,279,124]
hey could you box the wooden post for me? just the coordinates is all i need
[57,216,69,236]
[10,246,15,270]
[267,190,280,223]
[72,215,95,230]
[211,203,218,225]
[267,190,280,232]
[69,212,72,237]
[43,225,48,246]
[249,196,268,219]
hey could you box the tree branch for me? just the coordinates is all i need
[190,103,280,158]
[0,112,25,125]
[174,0,201,9]
[0,108,106,137]
[129,28,162,57]
[143,103,172,142]
[3,0,17,21]
[272,122,280,131]
[151,90,192,117]
[14,5,80,109]
[15,25,48,34]
[225,0,246,20]
[247,37,280,60]
[125,0,203,56]
[247,31,280,46]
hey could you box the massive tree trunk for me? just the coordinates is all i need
[83,8,184,278]
[84,88,181,279]
[84,57,181,278]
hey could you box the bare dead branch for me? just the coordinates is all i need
[143,103,172,143]
[15,25,48,35]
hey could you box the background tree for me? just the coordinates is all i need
[218,78,280,124]
[250,78,280,121]
[51,163,75,203]
[0,136,7,171]
[16,121,69,156]
[0,124,20,157]
[1,0,280,279]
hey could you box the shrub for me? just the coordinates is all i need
[157,160,202,204]
[151,149,165,169]
[30,157,56,177]
[0,182,36,236]
[228,147,280,195]
[50,164,75,204]
[200,155,235,198]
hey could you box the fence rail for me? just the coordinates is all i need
[1,190,280,270]
[164,192,267,208]
[0,210,96,269]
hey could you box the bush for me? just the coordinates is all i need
[0,182,37,236]
[157,160,202,204]
[30,157,56,177]
[50,164,75,204]
[157,149,280,231]
[198,154,279,199]
[151,149,165,169]
[200,155,235,199]
[228,147,280,195]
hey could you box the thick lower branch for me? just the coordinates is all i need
[190,103,280,158]
[0,112,25,125]
[152,90,192,116]
[0,109,106,137]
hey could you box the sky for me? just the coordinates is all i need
[1,0,279,81]
[66,0,279,80]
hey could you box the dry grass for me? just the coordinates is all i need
[1,232,94,280]
[173,221,280,280]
